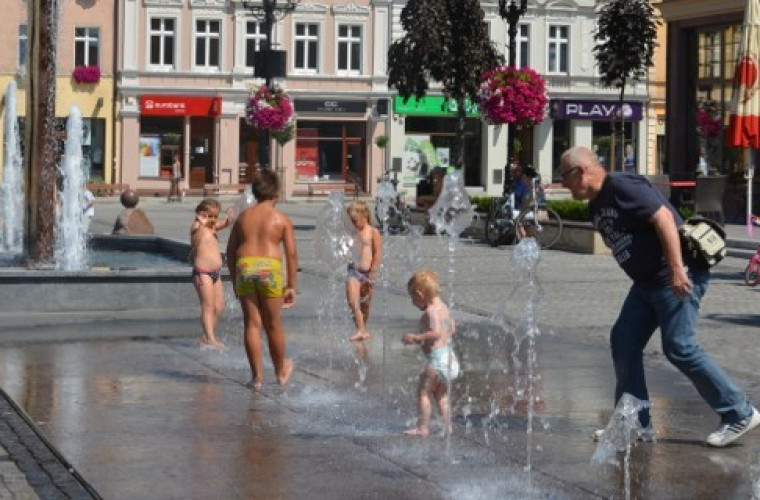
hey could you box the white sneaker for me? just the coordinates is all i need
[706,407,760,447]
[592,425,655,442]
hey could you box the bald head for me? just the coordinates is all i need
[559,146,607,201]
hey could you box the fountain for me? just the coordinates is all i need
[1,81,25,255]
[54,106,87,270]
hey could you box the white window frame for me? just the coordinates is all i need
[148,16,178,70]
[244,20,266,70]
[336,24,362,75]
[516,23,530,69]
[293,22,320,74]
[74,27,100,67]
[547,24,569,75]
[18,24,27,70]
[193,18,222,72]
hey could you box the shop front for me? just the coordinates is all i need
[393,96,483,188]
[136,95,221,191]
[293,99,369,191]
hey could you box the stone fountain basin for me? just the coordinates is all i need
[0,235,200,313]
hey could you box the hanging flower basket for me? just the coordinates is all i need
[476,66,548,126]
[245,85,295,133]
[72,65,101,84]
[696,99,722,140]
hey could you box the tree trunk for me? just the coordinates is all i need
[26,0,60,265]
[454,98,466,169]
[618,83,626,172]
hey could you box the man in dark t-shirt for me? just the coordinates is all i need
[560,146,758,448]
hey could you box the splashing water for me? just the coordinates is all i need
[0,81,25,254]
[428,170,474,238]
[375,180,398,229]
[591,393,652,500]
[54,106,88,270]
[751,448,760,500]
[233,184,256,217]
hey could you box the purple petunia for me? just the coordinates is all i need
[476,66,548,126]
[245,85,295,132]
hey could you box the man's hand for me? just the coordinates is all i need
[671,266,693,299]
[283,287,296,308]
[402,333,418,345]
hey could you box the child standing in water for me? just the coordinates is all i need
[190,198,234,350]
[226,169,297,389]
[346,201,382,341]
[402,270,459,437]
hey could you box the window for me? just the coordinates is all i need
[149,18,176,68]
[294,23,319,72]
[245,20,265,69]
[195,19,221,70]
[74,27,99,67]
[18,25,27,69]
[337,24,362,74]
[547,25,569,74]
[517,24,530,69]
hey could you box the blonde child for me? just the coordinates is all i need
[226,169,297,389]
[402,270,460,437]
[346,201,382,341]
[190,198,234,349]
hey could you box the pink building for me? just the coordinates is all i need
[117,0,392,198]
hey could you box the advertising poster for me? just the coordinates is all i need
[295,129,319,180]
[139,135,161,177]
[402,135,440,184]
[436,147,450,170]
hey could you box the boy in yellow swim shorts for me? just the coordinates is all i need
[226,169,298,389]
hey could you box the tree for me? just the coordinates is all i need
[388,0,502,170]
[594,0,659,171]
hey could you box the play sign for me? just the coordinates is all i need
[551,99,643,121]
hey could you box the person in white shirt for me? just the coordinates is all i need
[83,189,95,233]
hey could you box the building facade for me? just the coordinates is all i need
[0,1,116,184]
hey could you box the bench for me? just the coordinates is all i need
[202,184,246,196]
[86,183,130,196]
[292,182,359,201]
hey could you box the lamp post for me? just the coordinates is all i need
[498,0,527,194]
[242,0,298,169]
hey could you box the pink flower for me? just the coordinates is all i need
[476,66,547,126]
[72,65,101,84]
[245,85,295,132]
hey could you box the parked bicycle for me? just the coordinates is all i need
[375,171,411,234]
[744,245,760,286]
[485,176,562,249]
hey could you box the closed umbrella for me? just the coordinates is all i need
[726,0,760,235]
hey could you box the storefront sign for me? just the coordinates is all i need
[551,100,643,121]
[295,100,366,114]
[140,96,221,117]
[393,96,479,117]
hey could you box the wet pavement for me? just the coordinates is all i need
[0,196,759,498]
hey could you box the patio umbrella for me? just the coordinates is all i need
[726,0,760,235]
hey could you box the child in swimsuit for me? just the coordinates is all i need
[345,201,382,341]
[226,169,297,389]
[190,198,234,350]
[402,269,459,437]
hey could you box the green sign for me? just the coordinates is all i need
[393,95,479,117]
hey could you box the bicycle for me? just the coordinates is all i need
[485,177,562,249]
[374,171,411,235]
[744,245,760,286]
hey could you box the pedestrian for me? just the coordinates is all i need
[226,169,297,389]
[169,152,182,202]
[402,270,459,437]
[559,145,759,447]
[83,188,95,233]
[346,201,382,341]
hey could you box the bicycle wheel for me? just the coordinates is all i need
[485,205,505,247]
[515,205,563,249]
[744,263,760,286]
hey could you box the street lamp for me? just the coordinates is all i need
[242,0,299,169]
[498,0,528,194]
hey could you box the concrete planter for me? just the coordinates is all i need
[547,220,610,255]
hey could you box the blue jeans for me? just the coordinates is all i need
[610,270,752,427]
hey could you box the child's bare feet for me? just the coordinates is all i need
[349,331,371,341]
[277,358,294,385]
[247,378,263,391]
[403,427,429,437]
[200,338,223,350]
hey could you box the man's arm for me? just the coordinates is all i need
[651,206,692,298]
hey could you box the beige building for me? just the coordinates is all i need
[0,1,116,184]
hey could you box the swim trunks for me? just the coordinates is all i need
[347,263,372,284]
[192,267,221,284]
[427,345,460,381]
[235,257,284,298]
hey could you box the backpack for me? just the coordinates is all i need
[679,216,726,268]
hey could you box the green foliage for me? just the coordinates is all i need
[469,195,496,213]
[678,206,695,220]
[547,200,590,221]
[594,0,659,92]
[272,122,295,145]
[374,135,389,148]
[387,0,503,168]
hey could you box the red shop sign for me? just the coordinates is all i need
[140,95,221,117]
